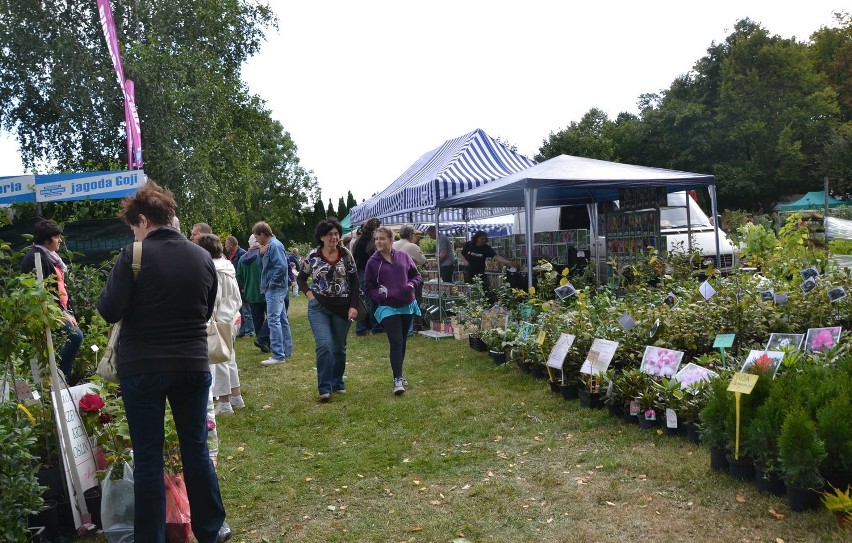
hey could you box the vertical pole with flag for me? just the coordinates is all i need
[96,0,143,170]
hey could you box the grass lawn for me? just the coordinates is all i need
[210,295,842,543]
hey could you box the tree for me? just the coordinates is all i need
[346,191,358,210]
[536,108,616,161]
[810,11,852,123]
[0,0,318,233]
[336,197,347,220]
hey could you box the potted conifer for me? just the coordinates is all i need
[779,408,826,512]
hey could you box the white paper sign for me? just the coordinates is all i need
[665,408,678,428]
[700,280,716,300]
[617,312,636,332]
[640,346,684,377]
[580,339,619,375]
[52,383,100,527]
[546,333,576,370]
[673,362,718,388]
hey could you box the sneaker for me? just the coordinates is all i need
[401,376,408,386]
[216,521,232,543]
[230,395,245,409]
[254,340,271,353]
[215,402,234,416]
[319,393,331,403]
[261,357,286,367]
[332,388,346,394]
[393,378,405,396]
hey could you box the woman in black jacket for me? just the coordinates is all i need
[21,219,83,380]
[97,181,230,543]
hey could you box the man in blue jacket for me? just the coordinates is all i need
[252,221,293,366]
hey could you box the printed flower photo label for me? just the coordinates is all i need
[673,363,719,389]
[765,333,804,351]
[546,333,576,370]
[639,346,684,377]
[827,286,847,303]
[580,338,619,375]
[804,326,842,353]
[740,350,784,379]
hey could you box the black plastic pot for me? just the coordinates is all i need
[607,403,622,419]
[548,379,561,393]
[578,388,602,409]
[785,483,824,512]
[28,499,58,542]
[709,448,729,471]
[727,456,755,482]
[530,365,547,380]
[561,384,579,400]
[489,350,507,365]
[685,422,700,445]
[662,413,680,436]
[755,464,786,496]
[638,412,659,430]
[36,465,63,500]
[85,487,102,529]
[516,359,531,373]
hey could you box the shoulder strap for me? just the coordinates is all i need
[131,241,142,280]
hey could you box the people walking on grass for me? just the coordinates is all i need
[364,226,422,395]
[22,219,83,381]
[237,235,270,354]
[393,225,427,336]
[97,181,230,543]
[252,221,293,366]
[196,234,245,415]
[352,217,383,336]
[225,236,254,338]
[297,219,360,403]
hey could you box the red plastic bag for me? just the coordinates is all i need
[164,472,194,543]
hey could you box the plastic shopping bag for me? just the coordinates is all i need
[101,462,135,543]
[164,472,194,543]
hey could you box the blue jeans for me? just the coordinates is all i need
[58,318,83,378]
[307,299,350,394]
[121,371,225,543]
[238,302,254,336]
[355,273,382,335]
[248,302,269,347]
[265,287,293,360]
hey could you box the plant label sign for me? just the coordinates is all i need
[617,312,636,332]
[713,334,735,349]
[727,373,758,394]
[740,350,784,379]
[673,363,718,389]
[765,333,804,351]
[51,383,100,527]
[804,326,842,353]
[580,338,618,375]
[699,280,716,300]
[546,333,576,370]
[639,346,684,377]
[536,330,547,346]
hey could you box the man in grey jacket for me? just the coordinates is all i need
[252,221,293,366]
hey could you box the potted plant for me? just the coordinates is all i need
[743,386,787,495]
[778,407,827,512]
[680,378,711,444]
[699,376,733,471]
[614,368,646,424]
[820,484,852,529]
[817,395,852,492]
[0,402,45,542]
[635,376,660,430]
[578,373,602,409]
[601,369,622,417]
[653,377,683,436]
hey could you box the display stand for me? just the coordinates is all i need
[605,187,666,273]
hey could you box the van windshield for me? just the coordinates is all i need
[659,206,711,229]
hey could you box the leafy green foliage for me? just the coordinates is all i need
[0,402,44,542]
[779,407,827,488]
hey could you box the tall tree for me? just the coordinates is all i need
[326,199,335,218]
[0,0,318,231]
[346,191,358,210]
[336,197,347,219]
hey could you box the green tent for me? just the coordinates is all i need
[778,191,850,211]
[340,213,354,234]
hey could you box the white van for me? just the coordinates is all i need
[513,191,738,274]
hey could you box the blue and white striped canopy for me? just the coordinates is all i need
[414,222,513,237]
[349,129,535,224]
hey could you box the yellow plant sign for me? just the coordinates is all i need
[727,373,758,394]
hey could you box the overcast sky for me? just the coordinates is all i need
[0,1,844,208]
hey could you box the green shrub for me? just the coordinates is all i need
[699,376,733,450]
[778,407,826,488]
[0,402,44,542]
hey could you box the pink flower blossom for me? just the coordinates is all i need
[811,330,834,352]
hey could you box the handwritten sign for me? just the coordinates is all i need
[546,333,576,370]
[52,384,99,492]
[580,339,619,375]
[727,373,759,394]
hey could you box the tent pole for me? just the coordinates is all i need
[587,203,598,285]
[435,206,441,321]
[524,187,537,291]
[709,185,721,268]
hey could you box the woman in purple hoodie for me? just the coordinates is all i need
[364,226,422,395]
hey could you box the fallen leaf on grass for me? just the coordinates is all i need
[327,505,336,511]
[305,477,314,482]
[462,484,471,490]
[412,480,420,485]
[776,539,785,543]
[534,435,542,441]
[430,500,441,505]
[637,474,647,481]
[546,517,553,523]
[487,471,494,477]
[735,495,746,503]
[605,501,617,506]
[236,446,244,452]
[262,404,272,410]
[768,507,785,520]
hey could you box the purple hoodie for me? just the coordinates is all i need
[364,249,422,307]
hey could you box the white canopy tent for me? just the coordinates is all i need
[436,155,720,289]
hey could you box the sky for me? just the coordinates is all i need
[0,1,845,208]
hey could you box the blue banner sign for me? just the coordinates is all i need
[35,170,146,202]
[0,175,36,204]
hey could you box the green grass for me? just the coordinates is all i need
[81,295,843,542]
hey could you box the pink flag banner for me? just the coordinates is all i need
[97,0,143,169]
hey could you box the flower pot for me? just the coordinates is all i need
[561,384,579,401]
[709,448,728,471]
[607,402,622,418]
[727,456,755,482]
[823,468,852,494]
[529,365,547,380]
[684,421,700,445]
[754,463,786,496]
[489,350,507,365]
[637,410,659,430]
[785,483,824,512]
[85,487,102,529]
[578,388,602,409]
[548,379,561,393]
[623,402,638,425]
[36,465,63,500]
[468,335,478,350]
[516,359,531,373]
[27,527,45,543]
[28,499,58,542]
[475,338,489,352]
[662,412,680,437]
